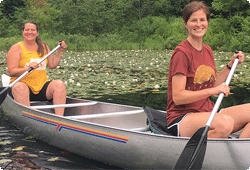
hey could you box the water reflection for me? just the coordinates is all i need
[0,110,120,170]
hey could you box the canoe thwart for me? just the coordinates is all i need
[30,101,98,109]
[65,109,144,119]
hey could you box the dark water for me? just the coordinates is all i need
[0,109,121,170]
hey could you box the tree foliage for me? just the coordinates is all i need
[212,0,250,17]
[1,0,250,51]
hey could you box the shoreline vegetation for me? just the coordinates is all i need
[1,1,250,53]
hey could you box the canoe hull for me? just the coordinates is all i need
[1,95,250,169]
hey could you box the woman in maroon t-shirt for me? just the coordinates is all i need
[167,1,250,138]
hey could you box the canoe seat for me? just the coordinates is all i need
[143,106,173,136]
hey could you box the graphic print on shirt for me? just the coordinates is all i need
[191,65,216,90]
[25,58,46,71]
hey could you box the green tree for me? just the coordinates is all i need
[26,0,61,32]
[0,3,7,37]
[1,0,25,19]
[49,0,139,36]
[212,0,250,18]
[0,0,61,36]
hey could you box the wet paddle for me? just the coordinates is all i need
[0,43,62,105]
[173,51,240,170]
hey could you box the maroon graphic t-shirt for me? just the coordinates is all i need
[167,40,217,125]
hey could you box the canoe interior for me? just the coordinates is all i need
[30,97,149,130]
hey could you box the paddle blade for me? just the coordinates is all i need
[0,87,10,105]
[173,127,208,170]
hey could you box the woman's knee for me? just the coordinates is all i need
[214,115,234,137]
[52,80,65,89]
[51,80,66,93]
[12,82,29,94]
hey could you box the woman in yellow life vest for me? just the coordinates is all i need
[7,21,67,116]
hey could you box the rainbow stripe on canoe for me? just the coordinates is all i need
[22,111,130,144]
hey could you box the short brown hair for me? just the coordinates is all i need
[183,1,210,24]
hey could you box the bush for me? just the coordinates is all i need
[0,36,23,51]
[1,16,250,52]
[164,17,186,50]
[204,18,231,51]
[230,15,244,33]
[237,16,250,52]
[144,34,165,50]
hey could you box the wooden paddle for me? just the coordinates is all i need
[0,43,62,105]
[173,51,240,170]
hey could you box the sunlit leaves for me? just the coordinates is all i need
[0,153,10,156]
[0,159,12,164]
[47,157,59,162]
[0,141,12,145]
[12,146,27,151]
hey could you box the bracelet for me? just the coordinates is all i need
[226,64,231,70]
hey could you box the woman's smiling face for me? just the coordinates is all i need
[184,9,208,40]
[22,23,39,41]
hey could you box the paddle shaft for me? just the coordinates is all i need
[187,56,239,169]
[206,57,239,126]
[8,44,61,88]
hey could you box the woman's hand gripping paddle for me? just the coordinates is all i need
[0,43,62,105]
[173,51,240,170]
